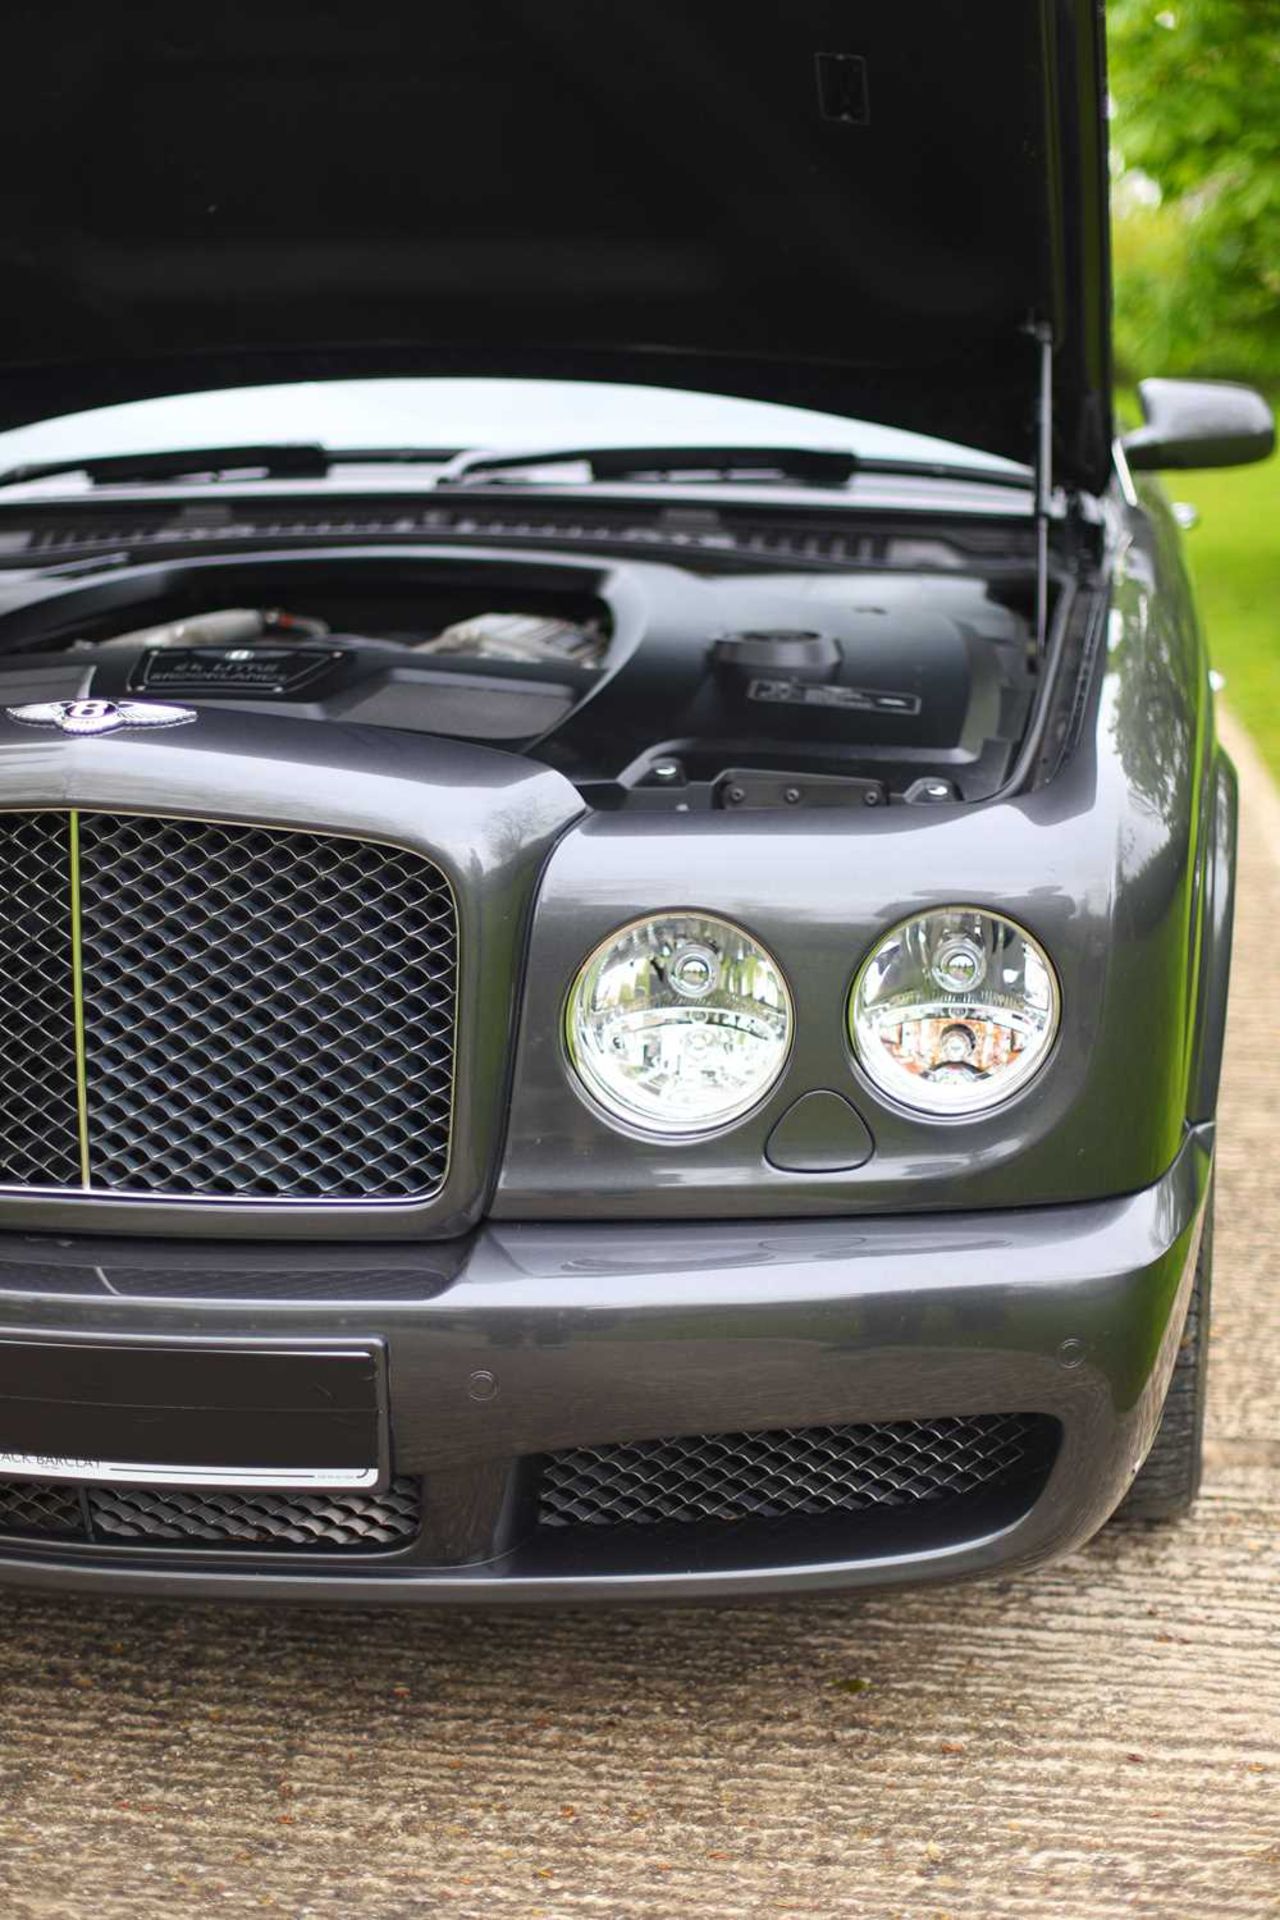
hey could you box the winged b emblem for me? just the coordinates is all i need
[5,699,197,736]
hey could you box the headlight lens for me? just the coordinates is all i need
[566,912,792,1133]
[849,908,1059,1114]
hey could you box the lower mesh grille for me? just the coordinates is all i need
[538,1415,1057,1529]
[0,1476,422,1551]
[0,1478,84,1536]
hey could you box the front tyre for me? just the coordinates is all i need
[1118,1190,1213,1522]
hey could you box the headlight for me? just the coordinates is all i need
[849,908,1059,1115]
[566,912,792,1134]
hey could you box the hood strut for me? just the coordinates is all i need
[1031,322,1054,663]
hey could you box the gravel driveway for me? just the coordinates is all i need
[0,714,1275,1920]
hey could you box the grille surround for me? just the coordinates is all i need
[0,809,457,1205]
[0,1475,422,1552]
[538,1415,1058,1530]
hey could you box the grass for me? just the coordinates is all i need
[1171,449,1280,779]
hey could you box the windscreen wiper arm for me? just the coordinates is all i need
[0,444,334,489]
[0,444,480,490]
[435,444,860,489]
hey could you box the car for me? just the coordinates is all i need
[0,0,1270,1606]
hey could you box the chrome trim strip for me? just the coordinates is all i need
[0,1453,379,1490]
[0,1179,435,1210]
[1112,436,1140,509]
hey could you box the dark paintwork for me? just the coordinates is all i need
[0,1,1111,483]
[765,1092,875,1173]
[0,1126,1210,1601]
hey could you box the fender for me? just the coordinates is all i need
[1187,748,1238,1123]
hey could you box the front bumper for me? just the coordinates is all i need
[0,1128,1211,1604]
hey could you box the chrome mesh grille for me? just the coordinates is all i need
[0,810,456,1202]
[0,813,80,1187]
[0,1475,422,1550]
[538,1415,1058,1529]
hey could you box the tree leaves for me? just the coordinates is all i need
[1109,0,1280,382]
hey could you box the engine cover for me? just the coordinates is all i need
[0,552,1034,803]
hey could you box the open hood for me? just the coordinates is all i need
[0,1,1111,490]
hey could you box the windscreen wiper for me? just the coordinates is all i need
[435,444,860,489]
[0,444,477,490]
[0,443,339,489]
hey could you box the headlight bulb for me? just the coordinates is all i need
[667,942,720,999]
[931,937,986,994]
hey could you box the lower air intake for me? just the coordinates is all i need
[538,1414,1057,1529]
[0,1477,422,1551]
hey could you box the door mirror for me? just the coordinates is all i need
[1122,378,1274,472]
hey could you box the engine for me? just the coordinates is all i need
[0,551,1035,807]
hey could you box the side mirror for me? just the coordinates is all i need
[1122,378,1275,471]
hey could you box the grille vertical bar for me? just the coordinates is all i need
[66,810,92,1187]
[0,813,81,1188]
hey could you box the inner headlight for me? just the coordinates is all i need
[849,908,1059,1115]
[566,912,792,1134]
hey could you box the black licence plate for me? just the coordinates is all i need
[0,1339,385,1489]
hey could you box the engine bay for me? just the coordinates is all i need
[0,549,1042,808]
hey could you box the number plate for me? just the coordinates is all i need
[0,1340,385,1490]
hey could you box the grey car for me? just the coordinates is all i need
[0,0,1271,1604]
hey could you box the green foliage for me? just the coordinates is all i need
[1109,0,1280,383]
[1175,452,1280,778]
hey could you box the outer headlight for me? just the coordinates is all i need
[849,908,1059,1115]
[566,912,792,1134]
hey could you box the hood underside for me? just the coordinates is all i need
[0,1,1111,489]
